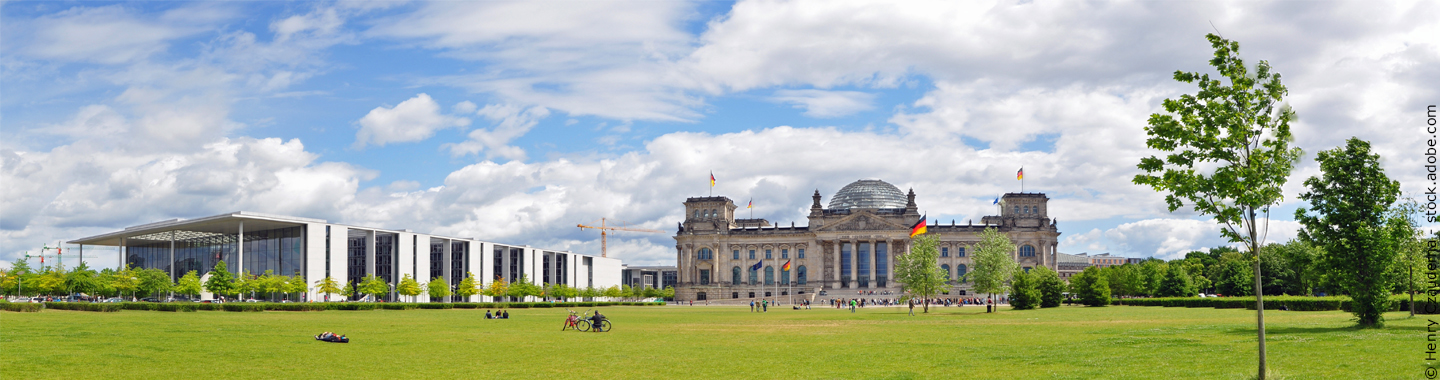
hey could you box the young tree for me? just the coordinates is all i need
[485,276,509,302]
[1156,264,1198,297]
[315,276,342,302]
[894,234,947,313]
[427,276,451,302]
[509,275,541,301]
[620,284,635,301]
[358,275,389,302]
[203,261,236,300]
[175,271,203,300]
[345,281,360,300]
[602,285,622,299]
[662,286,676,300]
[971,227,1019,312]
[1133,33,1301,379]
[2,258,34,297]
[455,272,480,302]
[136,268,172,299]
[65,263,102,297]
[1009,270,1041,310]
[1033,266,1065,308]
[110,266,139,300]
[1070,267,1111,307]
[396,274,422,303]
[286,275,309,301]
[35,266,68,297]
[258,270,284,301]
[1295,138,1404,327]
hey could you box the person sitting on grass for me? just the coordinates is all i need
[486,310,493,319]
[501,310,510,319]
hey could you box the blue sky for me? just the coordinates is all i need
[3,0,1437,269]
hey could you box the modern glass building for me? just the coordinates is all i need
[69,211,624,302]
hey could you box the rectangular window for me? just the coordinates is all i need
[699,270,710,285]
[781,249,788,258]
[732,292,739,299]
[733,250,739,259]
[749,250,756,260]
[941,247,949,257]
[765,249,772,259]
[798,249,805,259]
[957,247,966,257]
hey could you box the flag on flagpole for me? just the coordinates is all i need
[747,199,753,209]
[1017,167,1024,180]
[993,196,999,205]
[710,172,716,187]
[781,260,791,272]
[750,261,763,271]
[909,214,928,237]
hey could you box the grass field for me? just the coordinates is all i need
[0,304,1423,379]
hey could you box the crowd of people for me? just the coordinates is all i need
[485,309,510,319]
[828,297,1008,309]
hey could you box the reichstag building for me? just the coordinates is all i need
[672,179,1061,301]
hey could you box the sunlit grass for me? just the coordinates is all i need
[0,304,1420,379]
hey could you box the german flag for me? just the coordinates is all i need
[781,260,791,272]
[909,214,927,237]
[710,171,716,187]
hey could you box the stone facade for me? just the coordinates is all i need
[672,179,1062,302]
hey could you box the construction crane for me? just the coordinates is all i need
[576,218,664,258]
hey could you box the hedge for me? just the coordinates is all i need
[2,303,44,312]
[1111,295,1432,313]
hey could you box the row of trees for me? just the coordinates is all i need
[2,259,676,303]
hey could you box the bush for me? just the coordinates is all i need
[1009,270,1041,310]
[3,303,44,312]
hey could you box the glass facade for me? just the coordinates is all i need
[375,234,395,291]
[857,242,870,288]
[494,246,505,282]
[430,240,445,281]
[124,226,304,282]
[347,234,366,292]
[840,243,852,288]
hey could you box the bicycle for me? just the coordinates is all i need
[562,309,591,331]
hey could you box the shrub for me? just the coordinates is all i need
[1009,270,1041,310]
[3,303,44,312]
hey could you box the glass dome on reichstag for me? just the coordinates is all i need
[828,179,907,210]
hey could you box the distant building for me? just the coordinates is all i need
[622,265,678,290]
[1056,252,1091,280]
[1071,252,1130,268]
[672,179,1062,302]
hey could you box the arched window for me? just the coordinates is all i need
[780,266,790,285]
[749,267,759,285]
[1020,245,1036,257]
[697,248,712,260]
[956,264,967,279]
[732,266,742,285]
[797,266,807,285]
[1014,206,1020,213]
[693,210,699,218]
[764,266,775,285]
[940,264,951,280]
[711,209,718,218]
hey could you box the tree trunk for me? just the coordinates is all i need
[1251,207,1267,380]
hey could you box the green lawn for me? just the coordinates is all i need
[0,304,1423,379]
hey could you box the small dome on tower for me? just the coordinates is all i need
[828,179,907,209]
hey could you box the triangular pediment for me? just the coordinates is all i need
[815,211,908,232]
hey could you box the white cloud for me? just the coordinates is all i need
[353,93,472,149]
[17,5,217,64]
[443,104,551,160]
[769,89,876,118]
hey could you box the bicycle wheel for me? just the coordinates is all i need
[577,320,591,332]
[598,320,612,332]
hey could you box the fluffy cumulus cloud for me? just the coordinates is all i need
[3,1,1438,269]
[353,93,472,149]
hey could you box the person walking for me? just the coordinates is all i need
[908,298,915,316]
[762,299,768,312]
[750,300,755,312]
[849,299,856,313]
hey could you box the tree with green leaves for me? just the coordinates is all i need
[1009,269,1041,310]
[1156,264,1198,297]
[971,227,1018,312]
[509,275,541,301]
[64,262,101,297]
[175,270,203,300]
[315,276,342,302]
[602,285,622,299]
[345,281,360,301]
[1032,266,1064,308]
[358,275,388,302]
[1295,138,1404,327]
[1213,252,1255,296]
[203,261,236,300]
[662,286,675,300]
[1070,266,1111,307]
[893,234,947,313]
[1133,33,1301,379]
[456,272,480,302]
[1387,200,1426,317]
[286,275,309,301]
[396,274,422,302]
[2,258,35,297]
[427,276,451,302]
[110,266,139,300]
[136,268,172,299]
